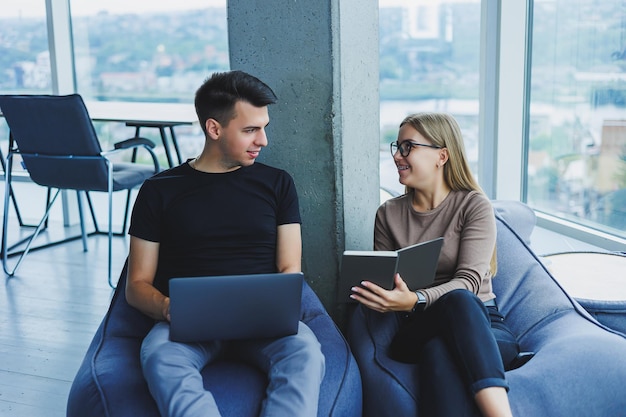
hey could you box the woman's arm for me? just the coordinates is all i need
[422,195,496,302]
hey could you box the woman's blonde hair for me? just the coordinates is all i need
[399,112,497,276]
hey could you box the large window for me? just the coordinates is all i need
[0,1,51,158]
[527,0,626,238]
[3,0,623,245]
[0,1,51,95]
[68,0,229,164]
[69,0,229,103]
[378,0,482,198]
[0,1,230,175]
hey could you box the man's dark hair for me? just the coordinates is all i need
[194,70,277,134]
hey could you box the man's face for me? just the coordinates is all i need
[214,100,270,170]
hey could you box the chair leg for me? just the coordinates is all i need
[3,188,62,276]
[84,191,100,233]
[9,184,29,227]
[121,189,132,234]
[44,187,52,229]
[107,189,114,289]
[0,146,34,228]
[76,191,88,252]
[85,191,126,236]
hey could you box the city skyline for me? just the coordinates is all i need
[0,0,227,18]
[1,0,483,18]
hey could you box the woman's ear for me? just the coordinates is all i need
[205,118,221,140]
[439,147,449,166]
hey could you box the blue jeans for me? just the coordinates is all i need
[141,321,325,417]
[389,289,509,417]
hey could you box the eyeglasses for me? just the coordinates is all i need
[390,140,442,157]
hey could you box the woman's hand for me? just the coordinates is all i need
[350,273,418,313]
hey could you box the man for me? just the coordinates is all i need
[126,70,325,417]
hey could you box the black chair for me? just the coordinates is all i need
[0,94,160,287]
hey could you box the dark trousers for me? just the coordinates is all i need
[389,289,510,417]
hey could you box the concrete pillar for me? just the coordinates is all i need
[228,0,380,325]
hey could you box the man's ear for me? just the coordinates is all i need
[205,118,221,140]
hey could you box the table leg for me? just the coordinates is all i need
[1,137,35,227]
[159,126,174,168]
[131,126,140,162]
[169,126,183,165]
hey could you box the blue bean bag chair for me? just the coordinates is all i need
[67,265,362,417]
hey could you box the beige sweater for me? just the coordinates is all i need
[374,189,496,307]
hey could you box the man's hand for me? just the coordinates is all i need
[350,273,418,313]
[161,297,171,322]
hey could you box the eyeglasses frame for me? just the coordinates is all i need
[390,140,442,157]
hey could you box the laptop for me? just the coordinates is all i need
[338,237,444,302]
[169,272,304,342]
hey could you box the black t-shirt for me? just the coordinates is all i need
[129,162,301,296]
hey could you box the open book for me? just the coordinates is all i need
[337,237,444,302]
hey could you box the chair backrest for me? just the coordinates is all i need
[491,206,576,339]
[0,94,110,191]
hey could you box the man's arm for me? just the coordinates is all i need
[126,236,170,321]
[276,223,302,273]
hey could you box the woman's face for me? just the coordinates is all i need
[392,124,442,189]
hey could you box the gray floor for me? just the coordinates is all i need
[0,232,121,417]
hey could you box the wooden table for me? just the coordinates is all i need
[543,251,626,301]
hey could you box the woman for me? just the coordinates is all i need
[350,112,515,417]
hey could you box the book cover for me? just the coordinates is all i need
[337,237,444,303]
